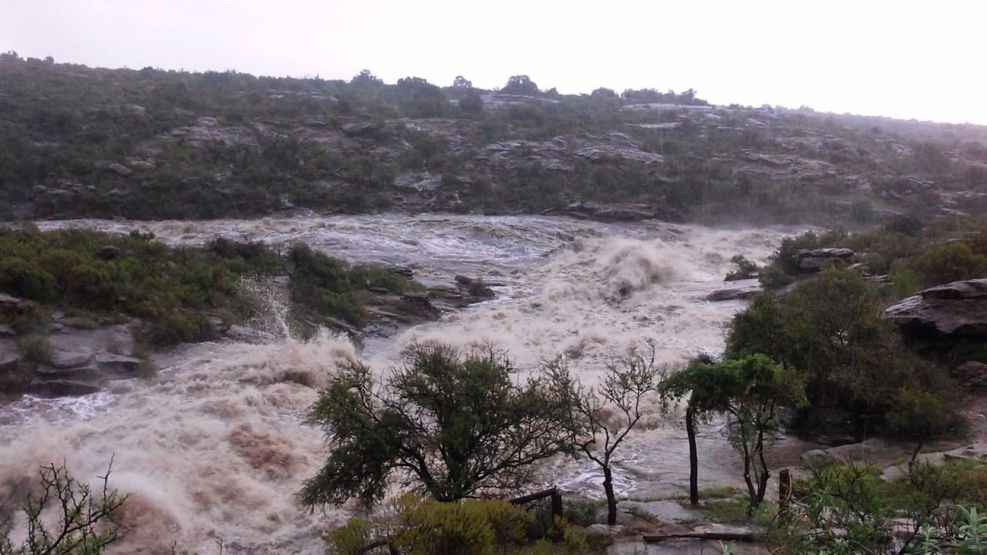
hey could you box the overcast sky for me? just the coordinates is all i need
[3,0,986,124]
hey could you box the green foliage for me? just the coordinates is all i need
[725,255,758,282]
[393,495,532,555]
[912,241,987,287]
[757,265,794,289]
[325,495,595,555]
[7,54,980,227]
[886,381,967,439]
[702,497,750,523]
[726,265,965,439]
[16,334,52,364]
[300,344,573,508]
[768,459,987,554]
[288,243,365,329]
[664,354,806,513]
[0,227,388,346]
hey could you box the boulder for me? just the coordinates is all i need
[882,279,987,337]
[800,449,836,466]
[96,354,142,375]
[0,350,20,372]
[706,280,761,302]
[797,248,855,272]
[50,348,95,369]
[98,245,122,259]
[28,379,101,397]
[35,363,103,382]
[0,293,23,309]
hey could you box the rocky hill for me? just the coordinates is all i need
[2,53,986,225]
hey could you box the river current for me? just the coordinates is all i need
[1,214,809,553]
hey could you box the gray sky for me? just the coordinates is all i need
[3,0,986,124]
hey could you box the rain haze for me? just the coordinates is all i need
[3,0,986,124]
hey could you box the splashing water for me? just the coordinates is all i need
[4,215,811,552]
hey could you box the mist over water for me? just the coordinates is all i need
[4,215,805,553]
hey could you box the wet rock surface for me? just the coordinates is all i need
[882,278,987,337]
[0,320,138,398]
[797,248,855,272]
[706,279,761,302]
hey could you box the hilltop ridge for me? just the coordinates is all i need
[2,53,986,225]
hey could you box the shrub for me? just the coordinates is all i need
[0,257,57,301]
[325,494,534,555]
[725,255,758,281]
[17,334,53,364]
[911,241,987,287]
[300,344,572,508]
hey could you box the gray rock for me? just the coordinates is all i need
[0,324,15,337]
[28,379,101,397]
[50,349,94,369]
[96,354,142,375]
[35,363,103,382]
[0,351,20,372]
[882,279,987,337]
[0,293,23,308]
[800,449,836,466]
[98,245,122,259]
[797,248,855,272]
[707,280,761,302]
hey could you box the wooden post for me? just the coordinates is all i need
[779,468,792,512]
[551,489,563,520]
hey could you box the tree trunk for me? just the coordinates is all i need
[753,428,770,511]
[603,465,618,525]
[686,403,699,506]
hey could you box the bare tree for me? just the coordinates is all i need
[1,458,127,555]
[547,344,664,525]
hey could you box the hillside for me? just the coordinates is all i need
[2,52,987,224]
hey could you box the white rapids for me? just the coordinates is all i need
[1,214,810,553]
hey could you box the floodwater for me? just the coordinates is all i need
[2,214,811,553]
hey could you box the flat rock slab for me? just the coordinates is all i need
[883,278,987,337]
[96,354,142,374]
[50,349,95,369]
[28,379,101,397]
[707,280,761,302]
[0,351,19,372]
[35,363,103,382]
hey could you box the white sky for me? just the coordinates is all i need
[2,0,986,124]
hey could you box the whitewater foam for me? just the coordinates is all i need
[4,215,807,552]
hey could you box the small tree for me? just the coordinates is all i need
[663,354,805,514]
[660,353,729,506]
[722,355,806,514]
[299,344,572,508]
[546,345,664,525]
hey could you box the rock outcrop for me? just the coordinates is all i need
[706,280,761,302]
[797,248,855,272]
[882,278,987,337]
[0,319,140,398]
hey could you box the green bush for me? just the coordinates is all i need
[0,257,58,301]
[325,494,535,555]
[17,334,53,364]
[912,241,987,287]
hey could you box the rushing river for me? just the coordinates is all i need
[1,215,811,553]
